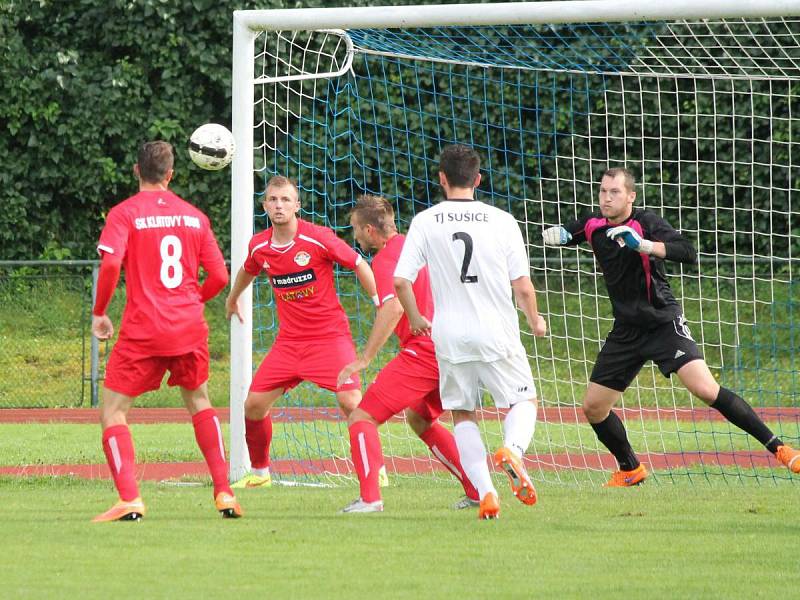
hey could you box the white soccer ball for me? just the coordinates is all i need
[188,123,235,170]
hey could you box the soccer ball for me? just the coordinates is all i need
[188,123,235,170]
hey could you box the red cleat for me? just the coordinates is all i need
[92,497,145,522]
[493,447,537,505]
[215,492,243,518]
[776,445,800,474]
[604,464,648,487]
[478,492,500,520]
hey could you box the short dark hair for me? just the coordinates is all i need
[350,194,397,236]
[439,144,481,188]
[265,175,299,198]
[602,167,636,193]
[137,141,174,183]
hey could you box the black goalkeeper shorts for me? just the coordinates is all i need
[589,314,704,392]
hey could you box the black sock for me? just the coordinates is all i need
[590,411,640,471]
[711,387,783,454]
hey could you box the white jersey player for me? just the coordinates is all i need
[394,144,547,520]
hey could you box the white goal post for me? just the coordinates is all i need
[230,0,800,483]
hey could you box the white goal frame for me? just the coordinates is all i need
[229,0,800,480]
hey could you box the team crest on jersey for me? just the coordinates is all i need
[294,251,311,266]
[262,260,271,270]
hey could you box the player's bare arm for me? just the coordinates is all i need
[336,297,404,387]
[394,276,431,335]
[225,267,257,323]
[354,259,379,303]
[511,276,546,337]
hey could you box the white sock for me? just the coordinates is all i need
[454,420,496,500]
[503,399,538,459]
[252,467,270,477]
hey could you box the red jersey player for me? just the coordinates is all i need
[91,141,241,522]
[336,195,479,513]
[226,176,378,488]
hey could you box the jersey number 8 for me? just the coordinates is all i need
[160,235,183,289]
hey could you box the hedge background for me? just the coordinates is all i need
[1,1,797,263]
[0,0,438,260]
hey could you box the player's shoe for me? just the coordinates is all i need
[604,464,649,487]
[776,445,800,474]
[92,497,145,523]
[493,446,537,506]
[214,492,243,519]
[452,495,480,510]
[340,497,384,513]
[230,471,272,489]
[478,492,500,520]
[378,465,389,488]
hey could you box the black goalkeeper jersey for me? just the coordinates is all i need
[564,208,696,328]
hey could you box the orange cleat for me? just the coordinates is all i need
[776,445,800,474]
[215,492,243,518]
[478,492,500,520]
[493,447,537,505]
[92,497,145,522]
[604,464,648,487]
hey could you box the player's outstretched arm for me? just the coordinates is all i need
[542,226,572,246]
[394,276,431,336]
[91,253,122,340]
[511,276,546,337]
[354,260,379,306]
[337,297,404,387]
[225,267,256,323]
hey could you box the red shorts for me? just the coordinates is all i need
[104,340,209,397]
[250,336,360,393]
[359,343,443,424]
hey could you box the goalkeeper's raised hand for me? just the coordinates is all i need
[542,226,572,246]
[606,225,654,254]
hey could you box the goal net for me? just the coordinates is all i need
[230,1,800,486]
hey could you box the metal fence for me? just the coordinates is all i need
[0,260,101,408]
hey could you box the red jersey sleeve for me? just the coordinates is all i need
[243,236,264,276]
[199,220,226,273]
[371,251,397,307]
[313,226,360,270]
[97,205,130,257]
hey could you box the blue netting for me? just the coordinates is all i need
[248,21,800,485]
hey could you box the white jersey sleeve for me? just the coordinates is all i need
[393,215,427,283]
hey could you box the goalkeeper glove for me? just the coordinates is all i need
[606,225,654,254]
[543,226,572,246]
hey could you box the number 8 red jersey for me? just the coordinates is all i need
[97,190,226,355]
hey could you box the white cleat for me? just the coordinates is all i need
[340,497,384,514]
[452,495,481,510]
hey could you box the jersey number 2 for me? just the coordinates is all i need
[160,235,183,289]
[452,232,478,283]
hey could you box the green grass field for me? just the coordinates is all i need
[2,420,799,466]
[3,476,798,599]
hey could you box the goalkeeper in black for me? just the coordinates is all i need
[543,167,799,485]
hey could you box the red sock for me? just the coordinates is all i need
[192,408,232,497]
[245,416,272,469]
[420,422,479,500]
[349,421,383,503]
[102,424,139,502]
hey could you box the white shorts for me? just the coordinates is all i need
[437,352,537,412]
